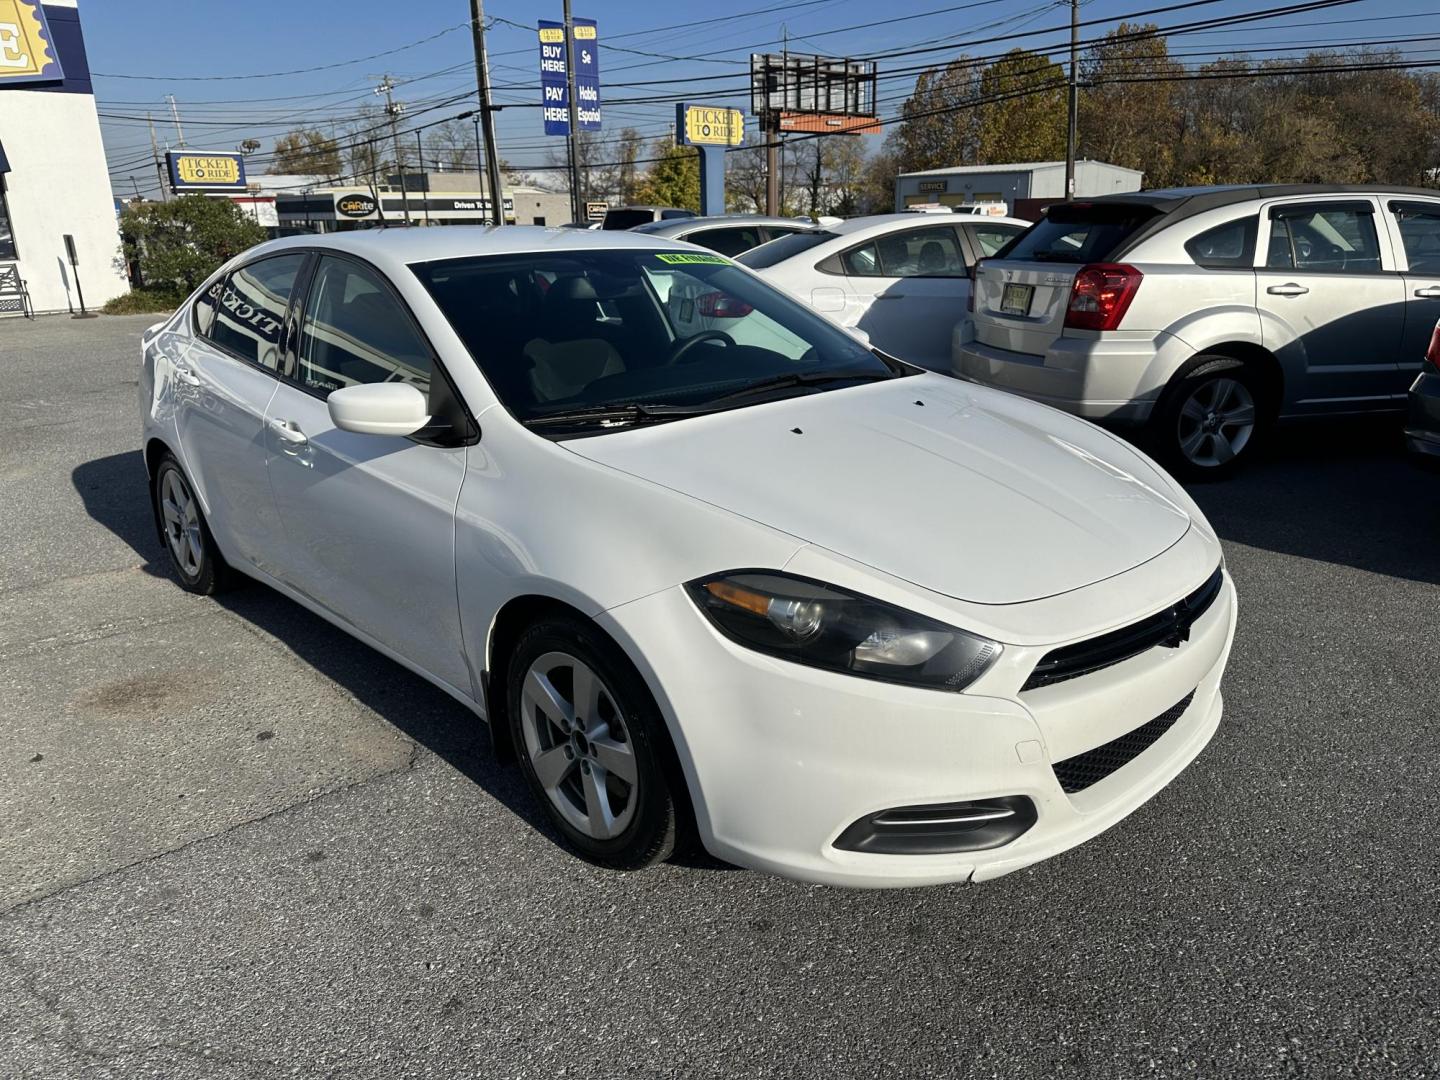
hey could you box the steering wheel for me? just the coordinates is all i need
[667,330,735,366]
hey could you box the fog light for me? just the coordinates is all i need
[833,795,1036,855]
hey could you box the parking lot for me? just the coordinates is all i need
[2,311,1438,1077]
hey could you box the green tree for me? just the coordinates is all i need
[1079,24,1184,186]
[976,49,1066,163]
[119,196,266,294]
[269,128,342,176]
[888,57,986,173]
[635,139,700,210]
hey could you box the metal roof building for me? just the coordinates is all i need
[894,160,1145,216]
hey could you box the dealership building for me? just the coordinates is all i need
[894,160,1144,217]
[0,0,127,315]
[275,174,573,231]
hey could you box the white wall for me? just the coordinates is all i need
[1,88,129,314]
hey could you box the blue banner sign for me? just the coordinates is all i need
[538,18,600,136]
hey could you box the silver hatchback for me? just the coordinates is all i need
[955,185,1440,478]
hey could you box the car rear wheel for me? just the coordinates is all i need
[1151,356,1265,481]
[153,455,238,595]
[506,615,680,870]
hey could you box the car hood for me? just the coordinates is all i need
[564,376,1192,605]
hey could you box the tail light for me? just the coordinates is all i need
[696,291,753,318]
[1426,321,1440,371]
[1064,263,1142,332]
[968,259,985,313]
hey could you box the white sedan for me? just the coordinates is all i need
[139,226,1234,888]
[738,213,1029,371]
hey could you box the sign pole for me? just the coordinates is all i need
[676,104,744,216]
[64,235,95,319]
[562,0,582,223]
[1065,0,1078,200]
[470,0,507,226]
[765,122,779,217]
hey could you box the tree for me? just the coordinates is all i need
[269,128,341,176]
[888,57,986,173]
[634,139,700,210]
[425,119,473,172]
[119,196,266,295]
[976,49,1066,163]
[1079,24,1183,186]
[614,127,645,204]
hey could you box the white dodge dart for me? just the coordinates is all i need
[139,227,1235,888]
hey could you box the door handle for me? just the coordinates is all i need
[267,417,308,445]
[1267,283,1309,297]
[1414,286,1440,299]
[174,364,201,386]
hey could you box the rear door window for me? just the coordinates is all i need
[207,253,307,370]
[1266,203,1382,273]
[1004,205,1158,263]
[1390,202,1440,274]
[843,226,967,278]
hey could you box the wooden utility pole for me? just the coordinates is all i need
[469,0,507,225]
[1065,0,1079,200]
[375,76,413,225]
[562,0,582,222]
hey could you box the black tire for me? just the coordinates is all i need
[506,615,681,870]
[152,454,240,595]
[1148,355,1269,482]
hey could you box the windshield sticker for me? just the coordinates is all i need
[654,253,729,266]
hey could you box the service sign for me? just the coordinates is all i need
[167,152,248,192]
[537,18,600,136]
[677,105,745,147]
[0,0,64,85]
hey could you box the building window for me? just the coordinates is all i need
[0,179,17,261]
[532,216,546,226]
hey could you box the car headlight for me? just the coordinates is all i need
[685,572,1001,692]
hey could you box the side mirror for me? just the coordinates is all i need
[327,382,430,437]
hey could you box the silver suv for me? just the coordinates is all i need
[954,185,1440,477]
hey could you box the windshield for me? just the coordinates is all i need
[1001,205,1158,264]
[736,230,834,269]
[412,249,902,429]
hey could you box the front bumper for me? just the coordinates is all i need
[952,327,1196,425]
[1405,369,1440,459]
[599,567,1237,888]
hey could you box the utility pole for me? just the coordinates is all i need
[415,128,431,226]
[469,0,507,226]
[165,94,186,148]
[129,175,142,201]
[375,76,413,225]
[562,0,582,223]
[148,113,169,201]
[470,111,490,213]
[1065,0,1078,200]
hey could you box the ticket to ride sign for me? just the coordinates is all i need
[0,0,64,85]
[167,152,248,192]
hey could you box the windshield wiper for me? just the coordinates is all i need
[523,402,706,429]
[699,368,900,408]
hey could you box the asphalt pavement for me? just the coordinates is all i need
[2,312,1437,1078]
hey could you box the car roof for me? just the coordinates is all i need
[825,213,1031,237]
[1076,183,1440,218]
[633,215,809,237]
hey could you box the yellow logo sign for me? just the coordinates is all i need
[537,26,564,43]
[0,0,59,83]
[175,155,242,186]
[683,106,745,147]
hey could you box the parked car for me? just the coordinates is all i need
[738,213,1028,370]
[956,185,1440,478]
[139,226,1234,888]
[602,205,696,230]
[631,214,813,257]
[1405,317,1440,462]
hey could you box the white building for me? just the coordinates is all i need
[0,0,127,315]
[894,160,1145,216]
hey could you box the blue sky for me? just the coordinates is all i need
[84,0,1440,197]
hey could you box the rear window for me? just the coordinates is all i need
[735,230,834,269]
[602,209,657,230]
[1003,204,1159,264]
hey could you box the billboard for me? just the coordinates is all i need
[676,105,745,147]
[538,18,600,136]
[0,0,64,85]
[750,53,878,133]
[167,152,248,192]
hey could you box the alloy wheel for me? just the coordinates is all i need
[519,651,639,841]
[159,468,204,578]
[1176,376,1256,468]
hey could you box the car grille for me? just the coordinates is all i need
[1022,567,1224,692]
[1051,691,1195,794]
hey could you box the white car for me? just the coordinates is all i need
[738,213,1029,371]
[139,227,1235,888]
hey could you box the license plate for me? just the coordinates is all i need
[1000,283,1033,316]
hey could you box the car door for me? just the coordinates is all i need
[263,252,473,696]
[1255,199,1405,413]
[1386,199,1440,390]
[840,224,972,369]
[174,253,308,573]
